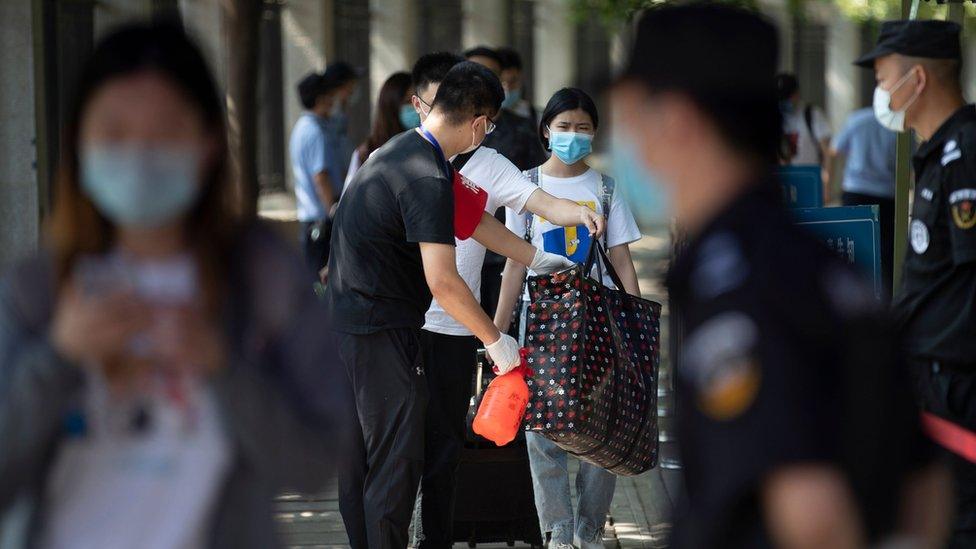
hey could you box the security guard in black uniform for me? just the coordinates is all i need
[613,5,947,548]
[857,20,976,547]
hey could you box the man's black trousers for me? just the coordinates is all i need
[417,330,479,548]
[335,328,428,549]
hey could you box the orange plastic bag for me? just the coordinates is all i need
[472,349,531,446]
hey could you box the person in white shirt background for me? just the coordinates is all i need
[777,72,834,195]
[407,52,608,548]
[494,87,642,549]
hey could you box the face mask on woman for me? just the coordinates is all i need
[548,129,593,165]
[399,104,421,129]
[81,144,202,228]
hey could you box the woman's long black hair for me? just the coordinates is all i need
[358,72,412,159]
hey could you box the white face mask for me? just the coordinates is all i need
[874,68,920,133]
[460,117,485,155]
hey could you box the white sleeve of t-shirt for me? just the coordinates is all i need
[504,202,530,241]
[812,107,832,142]
[606,184,643,249]
[480,148,538,214]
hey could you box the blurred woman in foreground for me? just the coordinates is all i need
[0,22,344,549]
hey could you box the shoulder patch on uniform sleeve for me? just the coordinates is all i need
[950,189,976,230]
[691,232,749,300]
[943,139,962,166]
[681,312,761,421]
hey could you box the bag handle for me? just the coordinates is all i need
[583,241,626,291]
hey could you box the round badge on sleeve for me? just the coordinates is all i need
[910,219,929,255]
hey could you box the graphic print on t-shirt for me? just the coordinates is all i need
[539,200,597,263]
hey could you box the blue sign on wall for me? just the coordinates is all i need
[778,165,823,208]
[793,205,882,300]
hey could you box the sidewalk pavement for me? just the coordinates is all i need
[275,229,681,548]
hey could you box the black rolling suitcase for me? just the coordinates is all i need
[451,350,544,548]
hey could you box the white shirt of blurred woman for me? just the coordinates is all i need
[41,253,230,549]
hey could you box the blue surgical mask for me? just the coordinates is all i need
[502,89,521,109]
[399,104,421,129]
[778,100,795,115]
[81,144,202,228]
[548,129,593,165]
[610,136,672,225]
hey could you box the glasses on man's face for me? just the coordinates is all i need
[416,95,433,114]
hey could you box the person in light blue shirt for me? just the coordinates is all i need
[290,72,341,277]
[831,106,898,299]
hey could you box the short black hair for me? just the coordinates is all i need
[412,52,464,94]
[297,72,331,109]
[433,61,505,125]
[324,61,362,87]
[464,46,503,67]
[496,47,522,71]
[538,88,599,149]
[620,4,782,166]
[775,73,799,101]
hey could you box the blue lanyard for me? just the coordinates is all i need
[419,127,453,180]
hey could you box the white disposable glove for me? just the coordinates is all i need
[529,249,575,275]
[485,333,521,375]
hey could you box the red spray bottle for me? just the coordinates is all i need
[473,348,532,446]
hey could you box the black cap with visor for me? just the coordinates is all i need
[854,19,961,68]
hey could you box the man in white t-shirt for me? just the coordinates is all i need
[409,52,606,548]
[777,73,833,195]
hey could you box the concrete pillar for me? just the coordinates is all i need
[963,35,976,101]
[0,1,39,268]
[369,0,417,106]
[179,0,227,91]
[533,0,575,108]
[94,0,152,39]
[825,8,860,132]
[461,0,508,50]
[281,0,330,190]
[760,0,794,72]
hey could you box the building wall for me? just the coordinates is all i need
[533,1,575,108]
[0,1,39,268]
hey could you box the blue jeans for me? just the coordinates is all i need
[526,432,616,548]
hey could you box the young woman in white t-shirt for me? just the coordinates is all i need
[493,87,642,549]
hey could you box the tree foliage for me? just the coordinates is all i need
[568,0,976,28]
[567,0,759,27]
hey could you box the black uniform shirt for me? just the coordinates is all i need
[893,105,976,364]
[325,130,455,334]
[667,185,927,548]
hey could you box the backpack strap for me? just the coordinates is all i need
[523,166,541,242]
[599,173,615,249]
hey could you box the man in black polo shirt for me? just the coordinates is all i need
[613,5,947,548]
[325,61,531,549]
[857,20,976,546]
